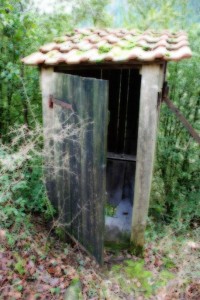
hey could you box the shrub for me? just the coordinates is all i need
[0,125,55,241]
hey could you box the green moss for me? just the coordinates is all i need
[98,45,112,54]
[76,49,87,55]
[105,240,130,252]
[165,52,171,57]
[66,30,75,37]
[121,41,137,50]
[142,45,151,51]
[130,242,144,257]
[54,36,66,43]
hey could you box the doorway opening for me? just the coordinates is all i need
[103,69,141,243]
[55,66,141,244]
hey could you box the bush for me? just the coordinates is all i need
[0,125,55,238]
[150,28,200,230]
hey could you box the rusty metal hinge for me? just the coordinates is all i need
[49,95,74,112]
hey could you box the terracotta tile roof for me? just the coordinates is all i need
[22,28,192,66]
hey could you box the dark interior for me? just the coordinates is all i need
[56,67,141,155]
[55,67,141,239]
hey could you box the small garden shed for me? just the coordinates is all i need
[23,28,192,264]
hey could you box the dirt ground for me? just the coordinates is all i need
[0,216,199,299]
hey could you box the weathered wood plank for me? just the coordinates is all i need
[79,78,90,249]
[41,68,58,208]
[43,72,108,264]
[77,76,108,264]
[54,74,72,229]
[107,152,136,162]
[70,75,82,240]
[92,78,108,264]
[52,60,165,72]
[53,104,64,221]
[131,65,164,252]
[80,77,95,254]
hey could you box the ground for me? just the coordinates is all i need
[0,216,199,300]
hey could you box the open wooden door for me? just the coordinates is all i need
[43,72,108,264]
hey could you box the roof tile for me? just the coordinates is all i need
[22,28,192,66]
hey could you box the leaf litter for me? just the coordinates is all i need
[0,216,199,299]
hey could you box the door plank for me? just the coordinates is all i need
[41,70,108,263]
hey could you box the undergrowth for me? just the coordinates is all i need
[0,125,55,246]
[106,224,200,299]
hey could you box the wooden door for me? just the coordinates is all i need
[43,72,108,264]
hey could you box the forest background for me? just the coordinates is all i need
[0,0,199,298]
[1,0,199,235]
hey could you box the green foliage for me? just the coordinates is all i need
[0,125,55,243]
[162,256,176,269]
[111,258,176,297]
[0,1,40,135]
[55,226,66,240]
[0,0,74,137]
[0,1,66,238]
[126,0,188,30]
[65,278,83,300]
[159,270,175,281]
[14,255,26,275]
[150,25,200,230]
[0,0,199,254]
[72,0,112,26]
[124,260,153,293]
[50,287,61,295]
[112,260,153,297]
[105,203,116,216]
[117,0,200,232]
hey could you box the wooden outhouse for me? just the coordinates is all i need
[23,28,192,264]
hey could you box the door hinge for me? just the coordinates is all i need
[49,95,74,112]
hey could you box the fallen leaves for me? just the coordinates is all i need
[1,216,199,299]
[186,281,200,300]
[0,217,102,299]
